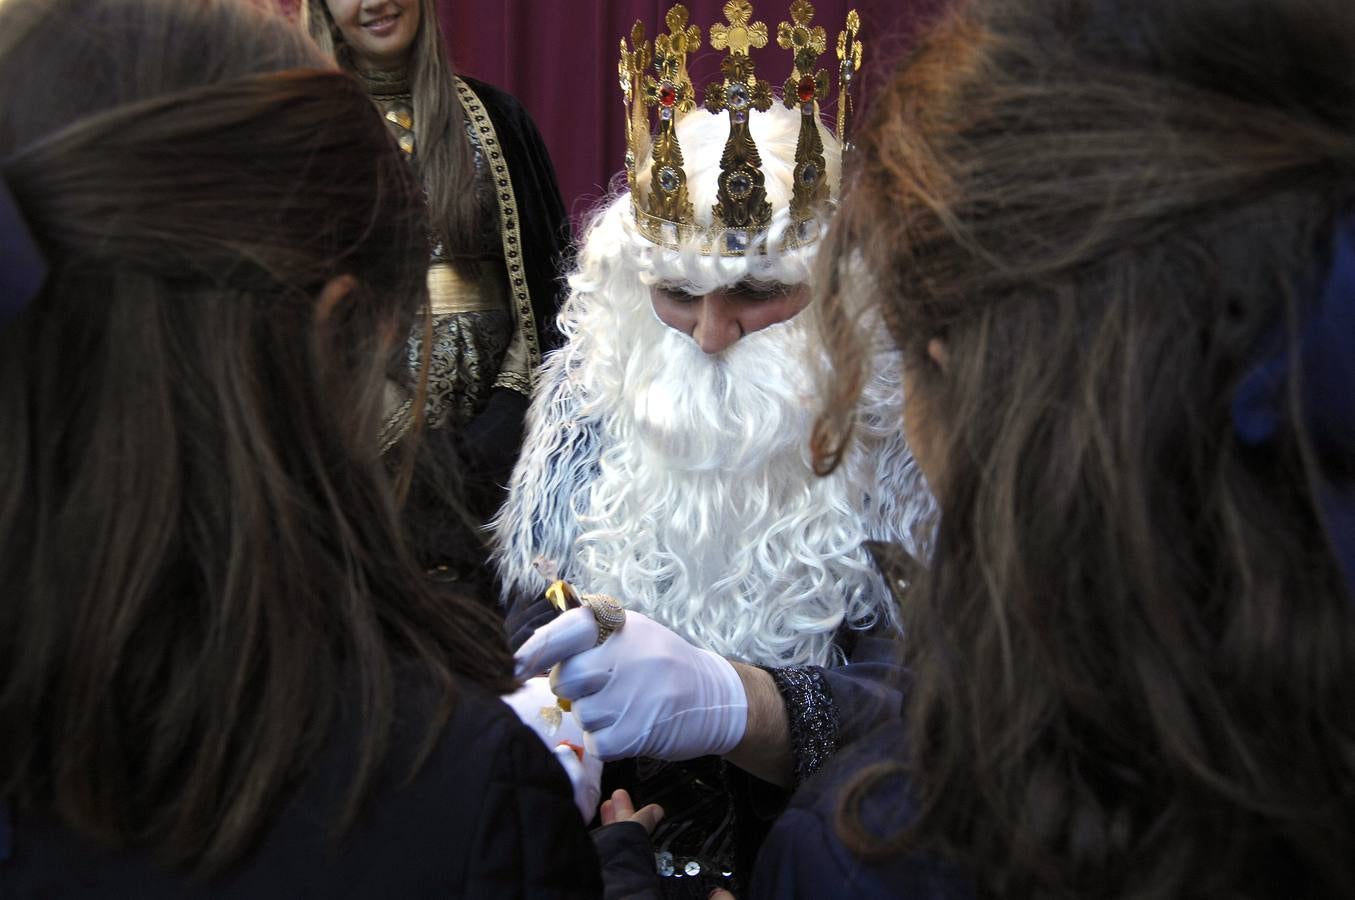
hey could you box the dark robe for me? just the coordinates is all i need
[747,718,973,900]
[398,76,572,597]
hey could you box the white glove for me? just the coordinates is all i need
[515,607,748,763]
[502,676,603,822]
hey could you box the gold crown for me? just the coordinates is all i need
[619,1,864,257]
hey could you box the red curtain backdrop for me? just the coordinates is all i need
[436,1,946,227]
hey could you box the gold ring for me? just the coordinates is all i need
[544,580,626,646]
[579,593,626,646]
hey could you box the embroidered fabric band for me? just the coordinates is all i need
[1232,211,1355,594]
[427,261,508,315]
[454,78,542,377]
[0,173,47,324]
[764,665,840,786]
[378,394,414,456]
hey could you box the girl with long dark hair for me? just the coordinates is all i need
[750,0,1355,896]
[0,0,654,892]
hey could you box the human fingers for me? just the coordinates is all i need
[629,802,664,835]
[513,607,598,677]
[579,718,646,762]
[607,788,635,819]
[568,689,621,734]
[551,650,615,703]
[601,788,665,834]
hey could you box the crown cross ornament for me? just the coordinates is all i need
[662,4,701,98]
[619,1,863,256]
[705,0,774,247]
[836,10,863,145]
[619,21,652,193]
[778,1,830,226]
[639,5,701,242]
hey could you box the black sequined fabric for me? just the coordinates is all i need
[605,756,743,899]
[766,666,841,787]
[595,670,844,898]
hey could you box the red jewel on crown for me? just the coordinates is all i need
[660,83,678,106]
[797,73,816,103]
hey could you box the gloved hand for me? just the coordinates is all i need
[502,675,603,822]
[515,606,748,762]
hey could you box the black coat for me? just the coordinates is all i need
[1,680,657,899]
[747,719,973,900]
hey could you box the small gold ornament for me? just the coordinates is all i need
[705,0,774,244]
[545,579,579,613]
[836,10,863,146]
[619,22,653,193]
[637,5,700,244]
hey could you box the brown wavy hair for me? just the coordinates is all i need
[815,0,1355,895]
[0,0,514,875]
[301,0,480,260]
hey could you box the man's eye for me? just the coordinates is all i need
[658,288,700,304]
[732,282,787,302]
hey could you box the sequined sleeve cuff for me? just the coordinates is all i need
[492,321,533,396]
[764,665,841,787]
[492,367,532,396]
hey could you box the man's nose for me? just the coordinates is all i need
[692,299,743,354]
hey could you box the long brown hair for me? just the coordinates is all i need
[817,0,1355,895]
[301,0,480,259]
[0,0,514,875]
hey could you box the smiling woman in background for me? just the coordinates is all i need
[301,0,571,587]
